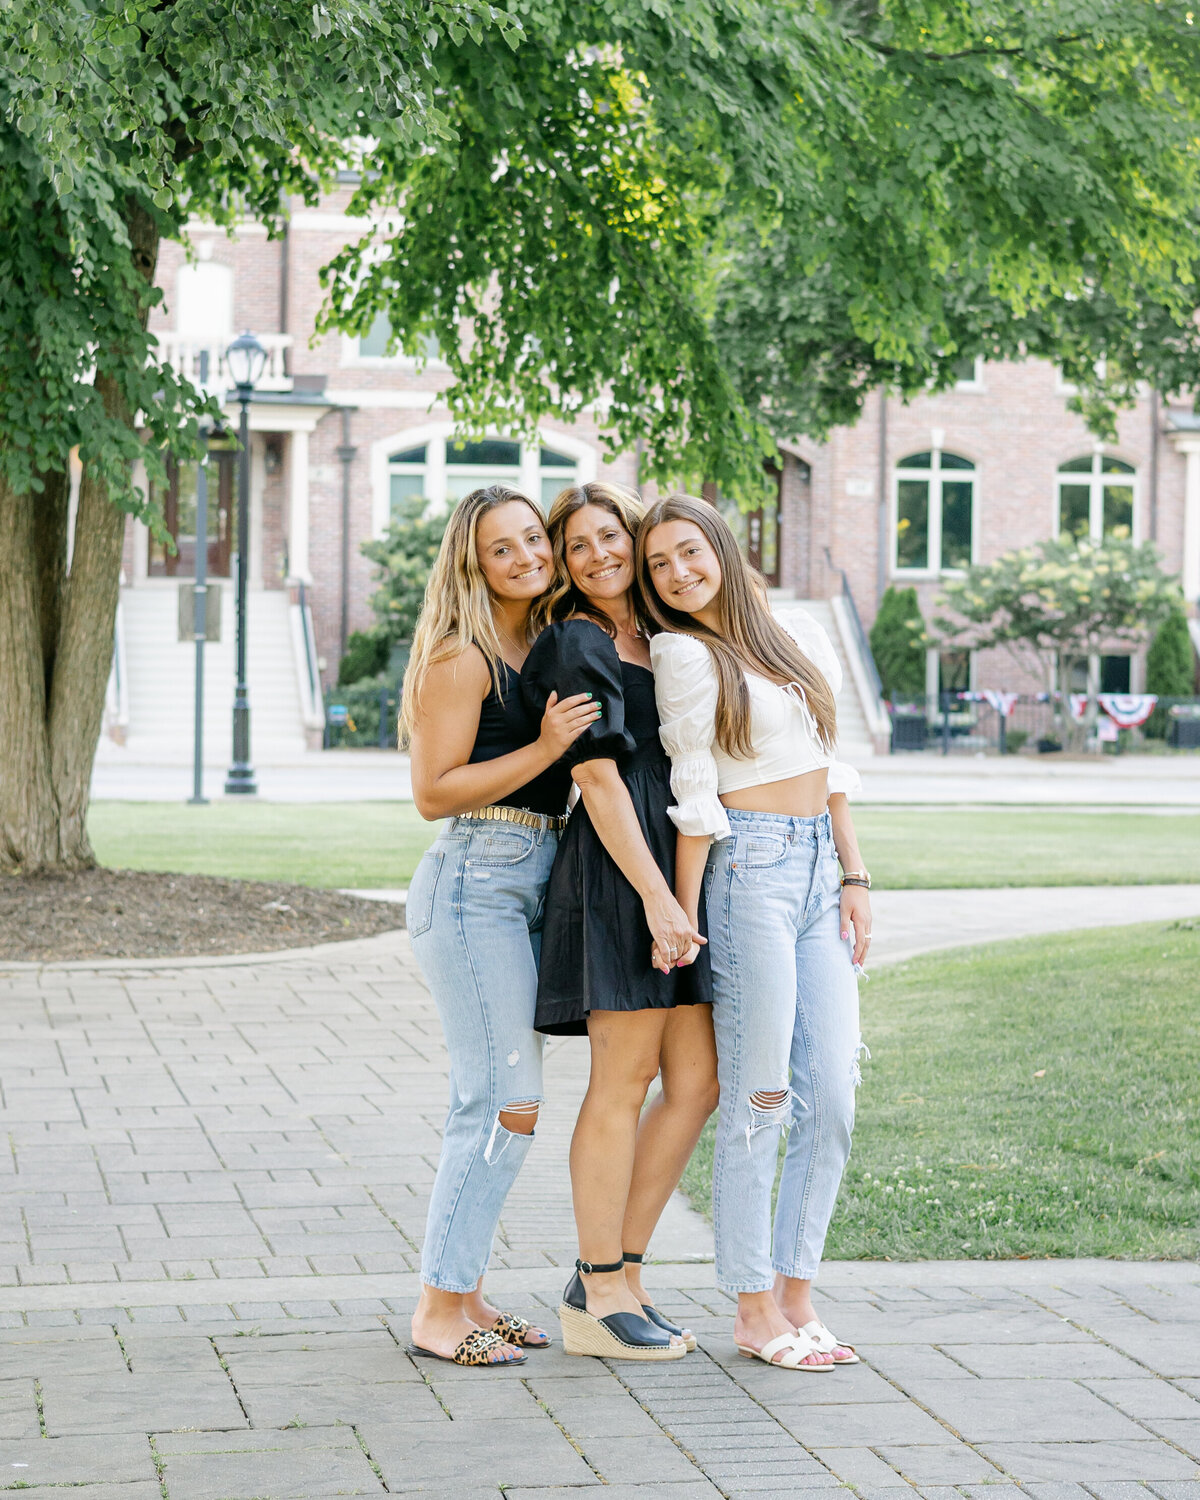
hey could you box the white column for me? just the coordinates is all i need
[1179,437,1200,609]
[289,428,311,582]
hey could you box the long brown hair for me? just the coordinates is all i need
[399,485,552,743]
[635,494,837,758]
[544,481,650,636]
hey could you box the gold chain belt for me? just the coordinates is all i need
[459,804,569,833]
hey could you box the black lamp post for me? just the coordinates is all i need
[223,330,268,796]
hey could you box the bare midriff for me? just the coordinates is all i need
[720,768,829,820]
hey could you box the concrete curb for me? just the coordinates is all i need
[0,925,409,975]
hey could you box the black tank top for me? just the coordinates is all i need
[468,660,572,816]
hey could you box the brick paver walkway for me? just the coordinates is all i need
[0,924,1198,1498]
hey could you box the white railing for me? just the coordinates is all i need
[104,600,130,743]
[289,582,326,741]
[153,332,294,393]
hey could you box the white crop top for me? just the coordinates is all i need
[650,607,861,842]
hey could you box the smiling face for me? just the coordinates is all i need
[562,503,635,603]
[643,519,723,619]
[474,500,553,601]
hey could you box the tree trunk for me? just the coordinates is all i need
[0,476,60,869]
[32,468,70,700]
[0,198,161,873]
[46,398,129,866]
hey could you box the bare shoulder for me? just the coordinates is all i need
[423,642,492,702]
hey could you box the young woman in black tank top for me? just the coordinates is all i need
[400,486,598,1369]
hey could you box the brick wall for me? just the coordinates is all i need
[135,192,1193,698]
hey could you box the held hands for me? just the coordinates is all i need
[538,690,603,759]
[645,893,706,975]
[840,884,872,968]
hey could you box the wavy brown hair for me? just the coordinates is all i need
[544,481,650,636]
[398,485,553,744]
[635,494,837,758]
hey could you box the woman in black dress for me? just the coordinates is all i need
[522,482,718,1361]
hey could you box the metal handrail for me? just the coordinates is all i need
[823,547,884,702]
[296,579,324,730]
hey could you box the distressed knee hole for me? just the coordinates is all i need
[851,1038,871,1088]
[745,1087,793,1149]
[484,1100,541,1165]
[497,1101,539,1136]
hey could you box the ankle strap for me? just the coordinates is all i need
[622,1252,644,1265]
[576,1257,625,1275]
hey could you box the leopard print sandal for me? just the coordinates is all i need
[407,1328,527,1366]
[491,1312,551,1348]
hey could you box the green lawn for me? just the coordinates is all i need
[679,921,1200,1259]
[88,802,432,889]
[87,803,1199,890]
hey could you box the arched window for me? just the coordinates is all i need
[384,436,582,521]
[894,450,976,573]
[1056,454,1135,542]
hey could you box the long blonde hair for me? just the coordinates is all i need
[544,481,649,635]
[635,494,837,758]
[399,485,552,744]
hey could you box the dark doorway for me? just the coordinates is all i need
[745,462,783,587]
[148,450,236,578]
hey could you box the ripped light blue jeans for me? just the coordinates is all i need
[705,810,863,1292]
[407,815,558,1292]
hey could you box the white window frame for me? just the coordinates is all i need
[925,645,976,713]
[1054,452,1139,544]
[369,423,598,536]
[892,449,979,578]
[341,325,449,371]
[952,356,985,392]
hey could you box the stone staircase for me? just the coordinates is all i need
[115,584,311,765]
[769,593,885,766]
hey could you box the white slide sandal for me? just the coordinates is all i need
[801,1319,861,1365]
[736,1329,834,1371]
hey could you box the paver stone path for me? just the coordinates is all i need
[0,893,1198,1497]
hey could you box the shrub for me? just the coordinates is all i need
[362,497,450,646]
[1145,601,1196,737]
[870,586,926,700]
[337,629,389,687]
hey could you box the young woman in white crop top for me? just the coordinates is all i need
[636,494,871,1374]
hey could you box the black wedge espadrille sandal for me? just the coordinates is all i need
[559,1258,687,1361]
[623,1252,697,1352]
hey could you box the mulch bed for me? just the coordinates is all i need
[0,868,403,963]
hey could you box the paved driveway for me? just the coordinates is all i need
[0,919,1197,1497]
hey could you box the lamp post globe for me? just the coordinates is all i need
[223,330,266,796]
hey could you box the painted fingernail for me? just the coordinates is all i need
[841,931,849,941]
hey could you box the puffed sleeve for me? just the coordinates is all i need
[649,632,730,841]
[776,608,860,799]
[826,757,862,799]
[521,620,636,766]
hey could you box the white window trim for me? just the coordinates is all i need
[891,449,979,579]
[953,357,986,392]
[1054,452,1139,544]
[925,645,977,708]
[340,330,450,372]
[369,423,598,537]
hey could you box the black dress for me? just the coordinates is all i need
[521,619,713,1036]
[468,659,572,816]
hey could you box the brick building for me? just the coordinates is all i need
[764,363,1200,700]
[113,187,1198,759]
